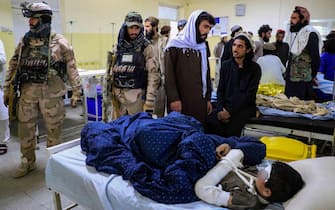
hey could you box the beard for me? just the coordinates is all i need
[29,22,41,33]
[145,30,153,40]
[29,22,50,37]
[290,22,305,33]
[263,37,270,43]
[196,33,207,43]
[129,34,139,40]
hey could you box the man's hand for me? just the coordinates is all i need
[170,100,182,112]
[143,103,154,113]
[71,86,82,108]
[216,143,231,160]
[217,108,230,122]
[70,95,79,108]
[207,101,212,114]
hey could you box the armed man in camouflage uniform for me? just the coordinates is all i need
[144,16,169,117]
[103,12,159,120]
[3,2,81,178]
[284,7,322,100]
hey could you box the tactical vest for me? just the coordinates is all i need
[19,38,49,83]
[112,45,147,89]
[289,48,312,82]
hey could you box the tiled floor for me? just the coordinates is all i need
[0,105,87,210]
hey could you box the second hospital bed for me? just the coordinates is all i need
[243,114,335,155]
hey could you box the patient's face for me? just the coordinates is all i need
[255,169,271,198]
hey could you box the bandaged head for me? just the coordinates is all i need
[265,161,304,202]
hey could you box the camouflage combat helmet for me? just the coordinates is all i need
[21,1,53,18]
[125,11,143,27]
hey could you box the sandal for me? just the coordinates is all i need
[0,143,7,155]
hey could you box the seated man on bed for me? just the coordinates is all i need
[195,144,304,210]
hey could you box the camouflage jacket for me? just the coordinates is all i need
[3,33,81,97]
[289,48,312,82]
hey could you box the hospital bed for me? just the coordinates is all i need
[45,138,230,210]
[243,72,335,154]
[46,137,335,210]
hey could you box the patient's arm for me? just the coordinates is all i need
[195,149,243,207]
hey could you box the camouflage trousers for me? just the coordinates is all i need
[111,87,144,120]
[18,85,65,163]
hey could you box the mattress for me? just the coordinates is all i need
[45,145,228,210]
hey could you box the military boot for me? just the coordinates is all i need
[12,157,36,178]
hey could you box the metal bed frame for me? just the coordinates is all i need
[243,115,335,155]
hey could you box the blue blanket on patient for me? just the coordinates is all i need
[81,112,265,204]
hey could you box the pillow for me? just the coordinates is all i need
[284,157,335,210]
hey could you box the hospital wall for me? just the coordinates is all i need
[186,0,335,77]
[61,0,187,70]
[185,0,335,37]
[0,0,185,70]
[1,0,334,75]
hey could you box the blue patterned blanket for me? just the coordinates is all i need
[81,112,265,204]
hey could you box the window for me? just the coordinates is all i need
[158,5,178,20]
[158,5,178,38]
[284,19,335,40]
[310,19,335,40]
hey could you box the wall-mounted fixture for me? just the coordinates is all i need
[235,4,246,16]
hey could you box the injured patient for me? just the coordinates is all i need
[195,144,304,210]
[81,111,266,204]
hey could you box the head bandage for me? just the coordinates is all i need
[263,164,272,183]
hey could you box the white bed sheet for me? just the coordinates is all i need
[45,145,227,210]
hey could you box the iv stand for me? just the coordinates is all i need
[67,20,76,46]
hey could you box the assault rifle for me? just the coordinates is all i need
[102,50,116,122]
[8,66,21,120]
